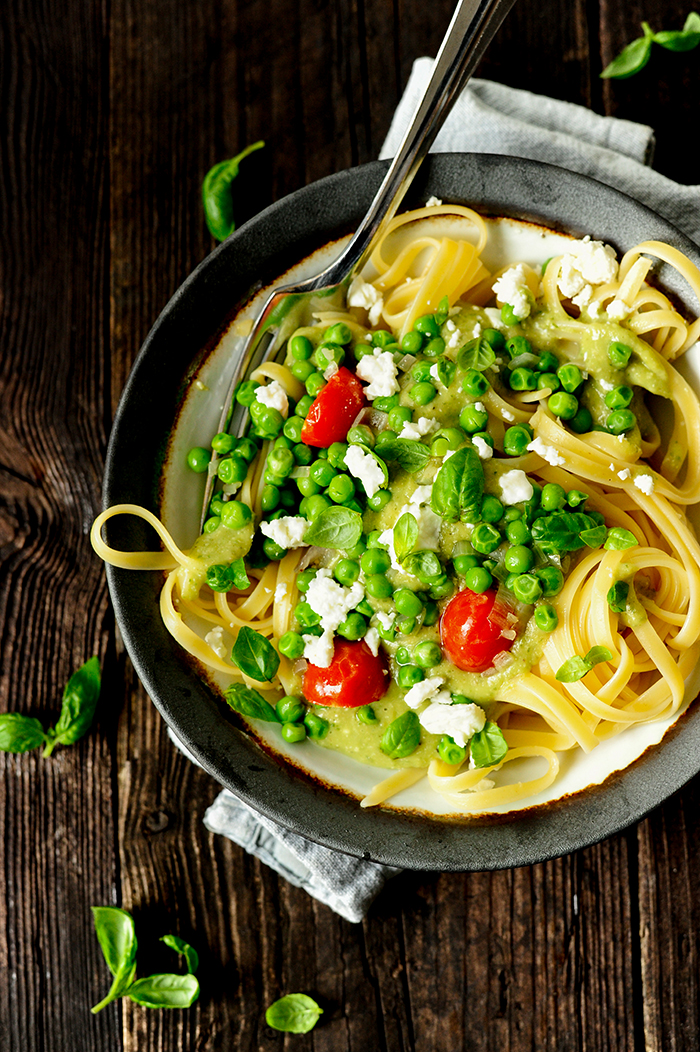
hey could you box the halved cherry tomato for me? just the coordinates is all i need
[440,587,514,673]
[301,366,366,447]
[303,639,387,707]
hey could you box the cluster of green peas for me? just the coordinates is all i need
[273,693,330,744]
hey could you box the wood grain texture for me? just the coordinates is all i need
[3,0,700,1048]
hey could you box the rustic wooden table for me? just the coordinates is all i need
[2,0,700,1048]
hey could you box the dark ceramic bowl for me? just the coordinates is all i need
[103,153,700,870]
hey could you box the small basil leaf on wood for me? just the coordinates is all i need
[393,512,418,563]
[231,626,280,682]
[380,711,421,759]
[265,993,323,1034]
[600,29,653,78]
[160,934,199,975]
[303,506,363,549]
[377,437,432,473]
[604,527,638,550]
[46,656,101,756]
[127,973,200,1009]
[457,337,496,372]
[225,683,280,722]
[654,13,700,50]
[202,141,265,241]
[91,907,138,1014]
[431,445,484,523]
[206,558,250,592]
[0,713,46,753]
[469,720,508,768]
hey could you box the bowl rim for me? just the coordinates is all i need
[103,152,700,871]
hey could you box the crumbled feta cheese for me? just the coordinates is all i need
[255,379,289,418]
[348,276,384,326]
[425,195,443,207]
[404,676,449,710]
[472,435,493,460]
[398,416,439,441]
[473,322,482,338]
[419,701,486,747]
[355,348,399,399]
[447,329,462,349]
[484,308,505,330]
[499,469,534,505]
[618,468,632,481]
[374,611,395,631]
[607,298,631,321]
[430,363,444,386]
[445,319,457,332]
[274,582,288,603]
[364,627,380,657]
[527,436,566,466]
[305,568,365,633]
[493,264,532,320]
[411,484,434,504]
[303,629,335,668]
[634,473,655,495]
[344,444,385,498]
[259,515,308,549]
[599,378,614,391]
[571,284,593,309]
[501,407,515,422]
[473,401,486,413]
[557,237,618,298]
[205,626,228,659]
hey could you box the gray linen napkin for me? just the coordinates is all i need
[172,67,700,923]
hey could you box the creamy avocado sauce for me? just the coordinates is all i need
[181,521,254,600]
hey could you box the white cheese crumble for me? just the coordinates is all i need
[618,468,632,481]
[571,284,593,309]
[348,276,384,326]
[557,237,618,298]
[344,443,385,498]
[419,701,486,747]
[305,568,365,634]
[355,348,399,399]
[255,379,289,418]
[634,473,655,495]
[425,195,443,207]
[403,676,450,710]
[483,307,506,330]
[606,298,631,321]
[374,611,395,631]
[445,319,457,332]
[398,416,439,440]
[259,515,308,549]
[472,435,493,460]
[364,627,380,657]
[501,407,515,422]
[302,629,335,668]
[447,329,462,349]
[492,264,532,320]
[527,436,566,467]
[499,469,534,505]
[205,626,228,659]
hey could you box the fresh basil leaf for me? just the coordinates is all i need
[607,580,629,613]
[403,549,443,583]
[377,437,432,474]
[380,710,421,759]
[45,656,101,756]
[434,296,450,326]
[265,993,323,1034]
[457,337,496,372]
[393,512,418,563]
[555,655,593,682]
[431,445,484,523]
[580,524,607,548]
[202,141,265,241]
[160,934,199,975]
[585,645,613,667]
[206,558,250,593]
[469,720,508,768]
[231,627,280,682]
[127,973,200,1009]
[225,683,280,722]
[600,30,653,78]
[0,713,46,753]
[531,511,598,553]
[90,906,138,1014]
[435,358,456,388]
[303,506,363,549]
[604,527,638,550]
[654,13,700,50]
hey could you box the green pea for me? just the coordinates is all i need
[411,361,433,382]
[607,409,636,434]
[261,484,280,512]
[511,573,543,603]
[334,558,360,587]
[414,641,442,669]
[536,565,564,596]
[290,334,314,360]
[281,722,307,743]
[459,404,489,433]
[220,500,253,529]
[432,427,466,454]
[537,372,560,392]
[327,442,348,469]
[310,459,336,487]
[472,431,494,453]
[503,425,531,456]
[453,553,480,575]
[423,336,446,358]
[471,523,501,555]
[279,488,297,511]
[608,341,632,368]
[482,328,506,351]
[534,604,559,632]
[506,519,531,545]
[548,392,579,420]
[305,372,325,397]
[236,437,258,462]
[409,381,437,405]
[347,424,375,447]
[355,598,373,617]
[537,350,559,373]
[367,489,392,511]
[422,600,439,626]
[541,482,567,511]
[605,385,634,410]
[304,712,329,739]
[569,406,593,434]
[316,344,345,371]
[481,496,504,524]
[250,401,284,437]
[557,363,583,392]
[337,612,367,640]
[506,335,532,358]
[276,694,306,722]
[414,314,440,337]
[395,646,412,665]
[396,615,417,634]
[464,566,493,593]
[235,380,259,406]
[294,394,314,418]
[438,735,467,766]
[567,489,588,508]
[373,394,400,412]
[504,545,534,574]
[394,588,424,617]
[429,578,454,601]
[302,493,331,521]
[186,446,211,473]
[296,476,321,498]
[267,447,295,478]
[202,515,220,533]
[374,429,398,453]
[282,416,304,444]
[294,601,321,628]
[501,304,521,326]
[462,369,490,397]
[211,432,234,455]
[327,473,355,503]
[401,331,424,354]
[277,632,306,662]
[209,497,225,517]
[296,569,316,593]
[504,507,522,522]
[365,573,393,599]
[263,537,285,560]
[398,664,424,688]
[371,329,395,348]
[356,705,378,726]
[291,359,315,383]
[509,367,537,391]
[324,322,353,346]
[366,530,387,548]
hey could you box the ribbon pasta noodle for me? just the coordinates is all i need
[92,202,700,816]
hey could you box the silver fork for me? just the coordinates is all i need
[201,0,517,527]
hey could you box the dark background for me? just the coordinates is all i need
[1,0,699,1049]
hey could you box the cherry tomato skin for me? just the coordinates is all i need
[301,367,366,447]
[303,639,387,708]
[440,588,514,673]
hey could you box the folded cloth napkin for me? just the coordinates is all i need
[171,67,700,923]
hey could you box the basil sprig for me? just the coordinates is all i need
[376,437,432,473]
[457,337,496,372]
[231,626,280,682]
[601,14,700,79]
[469,721,508,768]
[303,505,363,549]
[0,657,101,758]
[225,683,280,723]
[91,907,199,1013]
[202,141,265,240]
[393,512,418,562]
[380,711,421,759]
[556,646,613,683]
[531,511,605,553]
[206,558,250,593]
[431,445,484,523]
[266,993,323,1034]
